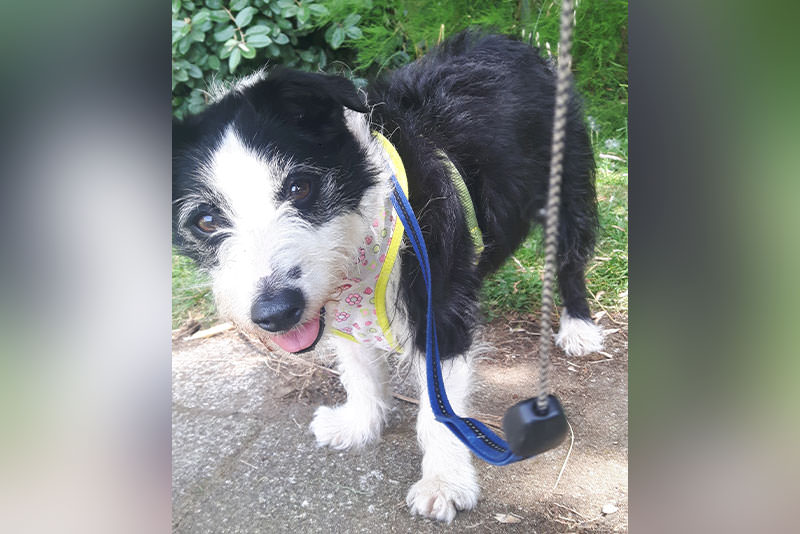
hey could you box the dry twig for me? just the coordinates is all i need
[552,420,575,492]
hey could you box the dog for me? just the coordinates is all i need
[172,30,602,522]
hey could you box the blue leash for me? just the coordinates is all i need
[380,0,578,466]
[389,174,525,465]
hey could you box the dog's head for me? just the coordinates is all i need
[173,68,375,352]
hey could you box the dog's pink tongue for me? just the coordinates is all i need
[271,315,320,353]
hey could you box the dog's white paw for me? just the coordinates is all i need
[556,311,604,356]
[406,475,479,523]
[309,405,382,450]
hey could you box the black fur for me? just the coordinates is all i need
[172,68,376,262]
[172,30,598,359]
[368,31,598,357]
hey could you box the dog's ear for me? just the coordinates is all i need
[246,68,368,132]
[267,67,369,113]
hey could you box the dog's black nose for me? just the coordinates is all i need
[250,288,305,332]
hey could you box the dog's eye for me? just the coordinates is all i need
[288,179,312,203]
[193,212,219,235]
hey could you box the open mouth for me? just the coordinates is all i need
[270,308,325,354]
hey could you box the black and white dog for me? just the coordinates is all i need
[173,31,602,522]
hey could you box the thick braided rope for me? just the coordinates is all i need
[538,0,576,413]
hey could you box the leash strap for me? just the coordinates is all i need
[389,174,524,466]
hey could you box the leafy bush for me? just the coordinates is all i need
[173,1,627,156]
[171,0,370,120]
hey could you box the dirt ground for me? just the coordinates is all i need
[172,314,628,533]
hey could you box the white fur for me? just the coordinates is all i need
[206,67,268,103]
[406,355,479,523]
[194,126,389,344]
[310,337,391,449]
[343,108,396,180]
[329,113,479,521]
[555,309,604,356]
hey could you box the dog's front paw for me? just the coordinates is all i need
[309,405,382,450]
[406,475,479,523]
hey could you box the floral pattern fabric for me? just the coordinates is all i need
[329,202,397,352]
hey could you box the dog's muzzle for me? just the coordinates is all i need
[251,288,305,332]
[250,289,325,353]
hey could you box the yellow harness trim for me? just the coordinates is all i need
[372,132,408,351]
[331,134,483,350]
[330,132,408,352]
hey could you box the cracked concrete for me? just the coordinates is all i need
[172,318,628,533]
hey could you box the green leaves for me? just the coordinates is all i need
[245,24,270,36]
[229,47,242,72]
[330,26,345,49]
[324,12,362,50]
[209,10,228,23]
[246,34,272,48]
[308,4,328,18]
[280,4,297,18]
[235,6,257,27]
[296,6,311,25]
[213,26,235,42]
[278,0,297,19]
[297,49,315,62]
[187,63,203,79]
[172,20,190,44]
[219,39,237,59]
[239,42,257,59]
[173,0,368,118]
[187,88,208,115]
[190,10,210,26]
[342,13,361,27]
[346,26,363,39]
[173,68,189,82]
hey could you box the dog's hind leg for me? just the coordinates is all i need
[310,338,391,449]
[406,354,479,523]
[555,264,604,356]
[554,172,604,356]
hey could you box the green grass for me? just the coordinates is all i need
[481,157,628,319]
[171,159,628,328]
[172,252,216,329]
[342,0,628,159]
[171,1,628,328]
